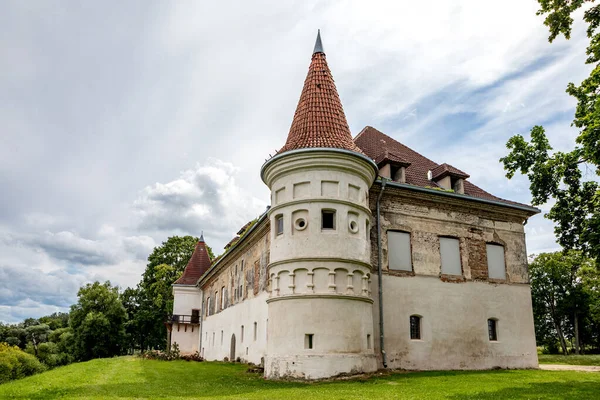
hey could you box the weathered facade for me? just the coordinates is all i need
[169,32,540,379]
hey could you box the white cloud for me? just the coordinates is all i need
[0,0,591,322]
[134,159,267,248]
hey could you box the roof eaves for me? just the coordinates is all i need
[198,207,271,285]
[378,179,540,215]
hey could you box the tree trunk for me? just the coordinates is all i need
[574,312,581,355]
[554,320,569,355]
[550,296,568,355]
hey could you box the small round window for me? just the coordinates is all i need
[349,220,359,233]
[295,217,307,231]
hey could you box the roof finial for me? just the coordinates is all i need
[200,231,204,242]
[313,29,324,54]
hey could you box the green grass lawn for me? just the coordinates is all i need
[538,354,600,366]
[1,356,600,399]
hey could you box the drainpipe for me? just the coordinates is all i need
[199,289,205,357]
[376,180,388,369]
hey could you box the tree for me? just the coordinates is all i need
[501,1,600,262]
[24,324,50,357]
[69,281,127,360]
[530,251,597,354]
[38,313,69,330]
[131,236,212,351]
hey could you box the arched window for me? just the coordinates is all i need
[410,315,421,340]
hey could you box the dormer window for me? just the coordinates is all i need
[430,163,469,194]
[375,150,411,183]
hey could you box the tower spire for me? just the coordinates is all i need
[278,32,363,155]
[313,29,324,54]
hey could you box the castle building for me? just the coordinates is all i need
[169,32,540,379]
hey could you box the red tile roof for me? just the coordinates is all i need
[354,126,534,209]
[375,150,411,167]
[174,238,212,285]
[278,51,364,154]
[431,163,470,180]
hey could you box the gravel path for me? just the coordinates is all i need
[540,364,600,372]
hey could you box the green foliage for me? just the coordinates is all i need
[39,312,69,330]
[502,2,600,262]
[2,357,600,399]
[0,343,46,384]
[70,281,127,361]
[128,236,209,351]
[529,251,600,354]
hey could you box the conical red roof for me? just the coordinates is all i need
[279,33,363,154]
[174,237,211,285]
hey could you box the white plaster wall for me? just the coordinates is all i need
[372,275,538,370]
[266,296,377,379]
[173,286,202,315]
[201,291,269,365]
[171,325,200,354]
[171,286,202,354]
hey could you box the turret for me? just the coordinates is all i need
[261,31,378,379]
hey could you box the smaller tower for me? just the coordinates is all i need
[261,31,378,379]
[170,235,212,354]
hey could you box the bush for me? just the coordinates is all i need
[0,343,46,384]
[140,343,188,361]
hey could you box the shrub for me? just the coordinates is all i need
[0,343,46,384]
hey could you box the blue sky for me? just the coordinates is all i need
[0,0,594,323]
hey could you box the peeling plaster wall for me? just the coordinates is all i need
[369,186,538,370]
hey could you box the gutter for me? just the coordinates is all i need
[376,179,388,369]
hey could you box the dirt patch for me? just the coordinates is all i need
[540,364,600,372]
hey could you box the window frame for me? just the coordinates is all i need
[488,318,498,341]
[387,230,413,272]
[410,315,421,340]
[275,215,284,236]
[486,243,507,280]
[321,209,336,230]
[439,236,462,276]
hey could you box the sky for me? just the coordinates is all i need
[0,0,595,323]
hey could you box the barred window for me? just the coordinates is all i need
[410,315,421,340]
[488,319,498,341]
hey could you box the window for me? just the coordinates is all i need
[275,215,284,235]
[206,297,211,317]
[322,210,336,230]
[486,244,506,279]
[241,325,244,343]
[488,319,498,341]
[367,334,372,349]
[410,315,421,340]
[215,291,218,311]
[221,287,226,310]
[440,237,461,275]
[388,231,412,271]
[191,309,200,324]
[253,322,257,341]
[305,334,314,349]
[221,330,223,345]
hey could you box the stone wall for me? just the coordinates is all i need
[368,184,538,370]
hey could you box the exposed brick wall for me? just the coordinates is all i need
[467,238,488,280]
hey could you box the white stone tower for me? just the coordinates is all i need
[261,31,378,379]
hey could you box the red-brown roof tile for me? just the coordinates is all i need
[431,163,470,180]
[354,126,534,209]
[375,150,411,167]
[174,238,212,285]
[278,48,364,154]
